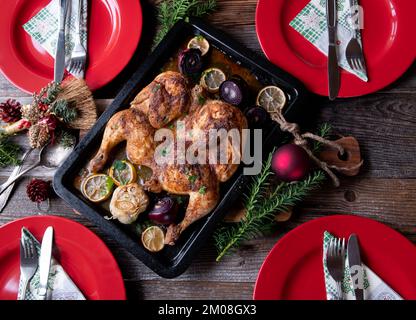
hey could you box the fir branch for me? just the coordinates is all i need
[0,133,21,167]
[56,129,76,149]
[312,123,332,153]
[215,169,325,261]
[33,82,62,106]
[153,0,217,47]
[188,0,217,16]
[50,100,77,124]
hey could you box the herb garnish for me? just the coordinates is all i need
[188,174,198,184]
[198,185,207,194]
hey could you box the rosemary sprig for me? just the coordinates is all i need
[154,0,217,47]
[214,153,326,261]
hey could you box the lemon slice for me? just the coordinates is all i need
[187,36,210,56]
[256,86,286,112]
[200,68,226,93]
[109,160,137,186]
[141,226,165,252]
[82,174,114,203]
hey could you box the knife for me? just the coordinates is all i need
[347,234,364,300]
[54,0,70,83]
[326,0,340,100]
[0,149,33,213]
[38,226,54,300]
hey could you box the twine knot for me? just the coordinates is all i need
[270,110,360,187]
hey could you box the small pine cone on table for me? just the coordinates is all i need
[26,179,51,203]
[0,99,22,123]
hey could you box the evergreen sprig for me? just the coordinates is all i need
[214,154,326,261]
[0,133,21,167]
[154,0,217,47]
[56,129,76,149]
[50,100,77,123]
[33,82,62,106]
[312,123,333,153]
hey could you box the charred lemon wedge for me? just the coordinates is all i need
[82,174,114,203]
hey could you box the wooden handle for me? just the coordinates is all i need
[318,136,362,176]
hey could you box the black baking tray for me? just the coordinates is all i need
[53,18,307,278]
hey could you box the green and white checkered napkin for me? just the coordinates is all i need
[323,231,402,300]
[22,0,88,78]
[290,0,368,82]
[17,228,85,300]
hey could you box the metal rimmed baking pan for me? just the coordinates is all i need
[54,18,307,278]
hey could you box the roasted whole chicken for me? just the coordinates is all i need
[88,71,247,245]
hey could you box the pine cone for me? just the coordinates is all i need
[26,179,50,203]
[0,99,22,123]
[21,104,43,124]
[28,123,50,148]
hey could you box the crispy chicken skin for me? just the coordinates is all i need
[131,71,190,128]
[88,71,247,245]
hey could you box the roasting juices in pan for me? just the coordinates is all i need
[74,36,287,253]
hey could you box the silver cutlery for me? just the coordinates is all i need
[68,0,87,79]
[326,237,346,300]
[326,0,340,100]
[19,231,38,300]
[345,0,367,74]
[0,143,49,197]
[38,226,54,300]
[0,148,33,212]
[347,234,365,300]
[54,0,70,83]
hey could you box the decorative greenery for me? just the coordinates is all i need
[154,0,217,47]
[0,133,21,167]
[37,82,61,105]
[214,151,326,261]
[312,123,333,153]
[56,130,76,149]
[50,100,77,124]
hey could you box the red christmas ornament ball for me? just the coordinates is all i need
[271,144,311,182]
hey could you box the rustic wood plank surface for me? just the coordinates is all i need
[0,0,415,300]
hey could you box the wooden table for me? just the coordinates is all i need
[1,0,415,300]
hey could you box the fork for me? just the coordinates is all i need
[19,234,38,300]
[326,237,346,300]
[68,0,86,78]
[345,0,366,73]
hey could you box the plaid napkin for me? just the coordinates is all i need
[323,231,402,300]
[290,0,368,82]
[22,0,88,78]
[17,228,85,300]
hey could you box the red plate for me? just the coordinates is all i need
[0,215,126,300]
[254,215,416,300]
[256,0,416,97]
[0,0,142,93]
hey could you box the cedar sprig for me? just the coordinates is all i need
[154,0,217,47]
[214,154,326,261]
[0,133,21,167]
